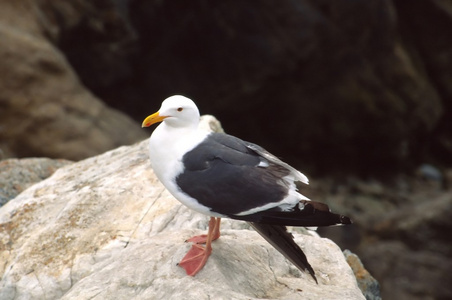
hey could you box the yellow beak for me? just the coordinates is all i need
[141,111,168,128]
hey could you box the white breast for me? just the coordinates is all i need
[148,123,224,217]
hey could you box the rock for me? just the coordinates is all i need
[0,0,146,160]
[394,0,452,166]
[369,192,452,256]
[317,177,452,300]
[0,117,365,299]
[417,164,442,182]
[360,241,452,300]
[347,178,385,197]
[38,0,139,102]
[0,158,72,207]
[198,115,225,134]
[445,168,452,188]
[344,250,381,300]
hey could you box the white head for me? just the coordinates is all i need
[142,95,200,129]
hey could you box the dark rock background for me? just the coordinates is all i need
[314,174,452,300]
[1,0,451,299]
[0,0,146,161]
[62,0,449,176]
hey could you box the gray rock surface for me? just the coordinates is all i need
[0,158,72,207]
[0,118,365,299]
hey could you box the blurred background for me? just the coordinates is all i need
[0,0,451,299]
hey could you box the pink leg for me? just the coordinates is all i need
[178,217,221,276]
[186,217,221,244]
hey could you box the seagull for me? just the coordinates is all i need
[142,95,351,282]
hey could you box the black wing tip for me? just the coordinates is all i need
[305,266,318,284]
[312,274,319,284]
[250,223,320,284]
[237,200,354,227]
[340,215,353,225]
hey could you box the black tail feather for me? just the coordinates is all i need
[237,201,352,283]
[249,222,318,284]
[235,200,352,227]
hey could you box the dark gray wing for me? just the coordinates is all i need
[177,132,351,225]
[176,133,292,215]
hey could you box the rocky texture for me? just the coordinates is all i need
[0,158,72,207]
[0,0,146,160]
[0,117,365,299]
[394,0,452,167]
[362,241,451,300]
[344,250,381,300]
[315,174,452,300]
[362,192,452,300]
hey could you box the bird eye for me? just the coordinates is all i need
[177,107,183,112]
